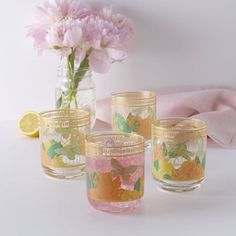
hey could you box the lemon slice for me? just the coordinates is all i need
[18,111,39,137]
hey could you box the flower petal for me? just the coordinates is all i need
[88,49,111,73]
[75,49,86,64]
[106,48,128,61]
[63,26,82,48]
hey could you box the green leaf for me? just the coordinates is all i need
[73,57,89,90]
[177,143,186,148]
[168,151,178,158]
[47,143,63,159]
[114,113,132,133]
[195,156,201,165]
[72,136,80,154]
[163,174,171,180]
[68,50,75,72]
[132,119,140,132]
[91,172,98,188]
[86,173,92,189]
[133,119,140,127]
[154,160,159,171]
[182,151,192,160]
[134,178,141,192]
[56,94,62,109]
[162,143,168,156]
[201,153,206,168]
[55,147,75,160]
[86,172,97,189]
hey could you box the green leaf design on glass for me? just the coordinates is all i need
[86,172,98,189]
[132,119,140,132]
[47,142,63,159]
[195,152,206,169]
[132,106,155,119]
[163,174,171,180]
[165,142,193,160]
[195,156,201,165]
[86,173,92,189]
[163,142,168,156]
[134,178,141,192]
[147,107,155,119]
[196,137,206,164]
[201,153,206,169]
[71,136,80,154]
[113,113,132,133]
[55,147,75,160]
[51,136,80,160]
[91,172,98,188]
[154,160,159,171]
[55,127,71,139]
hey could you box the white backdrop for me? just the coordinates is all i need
[0,0,236,121]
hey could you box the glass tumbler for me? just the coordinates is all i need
[152,118,207,192]
[112,91,156,146]
[39,109,90,179]
[85,133,145,213]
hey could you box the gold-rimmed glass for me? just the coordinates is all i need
[85,133,145,213]
[152,118,207,192]
[111,91,156,146]
[39,109,90,179]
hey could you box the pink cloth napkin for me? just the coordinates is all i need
[96,87,236,148]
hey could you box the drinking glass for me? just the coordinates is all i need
[39,109,90,179]
[152,118,207,192]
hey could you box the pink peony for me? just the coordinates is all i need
[83,7,134,73]
[28,0,90,53]
[28,0,134,73]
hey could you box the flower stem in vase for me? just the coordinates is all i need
[57,50,89,109]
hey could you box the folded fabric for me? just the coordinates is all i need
[96,87,236,148]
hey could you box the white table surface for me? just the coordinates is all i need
[0,121,236,236]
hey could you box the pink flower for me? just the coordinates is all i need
[28,0,89,53]
[27,1,134,73]
[45,19,83,49]
[89,49,111,73]
[85,7,134,73]
[63,25,82,47]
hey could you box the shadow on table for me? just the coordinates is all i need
[140,177,236,217]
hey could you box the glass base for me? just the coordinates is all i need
[88,198,141,213]
[156,178,205,192]
[43,165,86,179]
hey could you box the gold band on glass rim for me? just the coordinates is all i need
[86,133,145,157]
[112,91,156,107]
[39,109,90,128]
[152,117,207,139]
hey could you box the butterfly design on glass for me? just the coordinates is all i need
[111,158,137,182]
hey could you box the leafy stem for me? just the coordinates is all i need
[57,49,90,109]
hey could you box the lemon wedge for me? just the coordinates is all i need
[18,111,39,137]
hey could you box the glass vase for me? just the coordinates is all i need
[55,64,96,128]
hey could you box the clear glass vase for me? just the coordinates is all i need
[55,65,96,128]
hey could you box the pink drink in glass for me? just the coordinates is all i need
[86,134,145,213]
